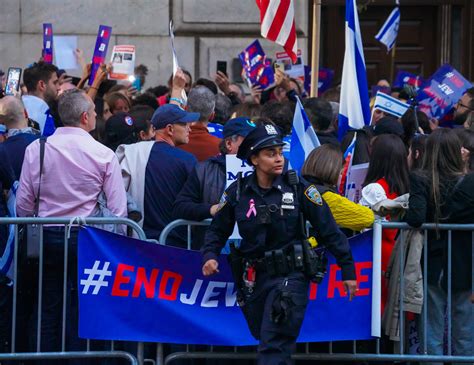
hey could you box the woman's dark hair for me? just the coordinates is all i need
[260,101,293,135]
[363,134,409,195]
[401,109,431,145]
[231,102,262,120]
[420,128,464,224]
[129,105,154,137]
[341,128,372,165]
[302,144,343,186]
[408,134,428,170]
[454,128,474,172]
[132,92,159,110]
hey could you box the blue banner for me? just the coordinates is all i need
[303,66,334,96]
[416,64,472,120]
[89,25,112,86]
[78,228,374,345]
[393,71,423,89]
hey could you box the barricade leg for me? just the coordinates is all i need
[423,283,446,365]
[451,290,473,364]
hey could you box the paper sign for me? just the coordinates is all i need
[345,163,369,203]
[169,21,187,103]
[53,36,78,70]
[42,23,53,64]
[89,25,112,86]
[239,40,274,90]
[275,49,304,81]
[416,64,472,120]
[226,155,254,239]
[109,45,135,80]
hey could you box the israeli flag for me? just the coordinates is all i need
[289,97,320,173]
[338,0,371,140]
[373,91,410,119]
[375,7,400,52]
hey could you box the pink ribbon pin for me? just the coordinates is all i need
[246,199,257,218]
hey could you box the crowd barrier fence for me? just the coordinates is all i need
[1,217,472,364]
[0,217,144,365]
[159,219,474,365]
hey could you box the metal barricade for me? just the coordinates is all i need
[157,219,474,364]
[0,217,145,364]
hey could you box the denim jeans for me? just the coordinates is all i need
[421,283,473,365]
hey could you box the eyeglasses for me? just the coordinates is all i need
[456,100,474,111]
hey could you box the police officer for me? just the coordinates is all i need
[201,124,357,365]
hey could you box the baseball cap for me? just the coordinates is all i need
[151,104,200,130]
[237,124,284,161]
[223,117,256,139]
[372,116,404,137]
[104,112,137,150]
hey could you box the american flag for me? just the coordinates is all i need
[256,0,297,63]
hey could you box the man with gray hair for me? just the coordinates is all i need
[16,88,127,353]
[179,85,221,161]
[0,96,40,178]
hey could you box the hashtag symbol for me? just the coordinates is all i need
[80,260,113,295]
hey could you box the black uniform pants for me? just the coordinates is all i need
[239,270,309,365]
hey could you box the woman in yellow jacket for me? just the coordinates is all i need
[301,144,374,231]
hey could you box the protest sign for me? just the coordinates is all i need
[53,36,78,70]
[78,227,378,344]
[225,155,253,239]
[275,49,304,81]
[345,163,369,203]
[169,21,187,103]
[89,25,112,86]
[109,45,136,80]
[393,71,423,89]
[42,24,53,64]
[239,40,274,90]
[417,64,472,120]
[303,66,334,96]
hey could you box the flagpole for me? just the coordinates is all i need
[390,43,396,84]
[310,0,321,97]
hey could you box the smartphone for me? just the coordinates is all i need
[5,67,22,95]
[217,61,227,76]
[273,62,284,73]
[131,77,141,92]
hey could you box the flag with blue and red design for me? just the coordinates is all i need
[42,24,53,64]
[89,25,112,86]
[304,66,334,96]
[338,132,357,197]
[393,71,424,89]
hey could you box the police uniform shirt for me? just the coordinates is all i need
[201,172,356,281]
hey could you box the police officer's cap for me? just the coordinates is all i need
[237,124,285,161]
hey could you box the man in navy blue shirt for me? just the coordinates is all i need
[143,103,200,246]
[0,96,40,178]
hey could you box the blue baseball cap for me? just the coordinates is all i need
[151,104,200,130]
[223,117,256,138]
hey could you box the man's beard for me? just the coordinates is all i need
[453,111,469,125]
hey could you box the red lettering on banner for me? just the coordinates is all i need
[132,268,159,298]
[111,264,134,297]
[327,265,346,299]
[158,271,183,301]
[356,261,372,296]
[309,282,318,300]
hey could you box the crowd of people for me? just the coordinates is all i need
[0,50,473,364]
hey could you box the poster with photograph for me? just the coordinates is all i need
[109,45,136,80]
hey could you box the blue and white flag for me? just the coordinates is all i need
[289,97,320,172]
[375,7,400,52]
[373,91,410,119]
[338,0,371,140]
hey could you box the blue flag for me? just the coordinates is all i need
[375,7,400,52]
[338,0,371,140]
[289,97,320,173]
